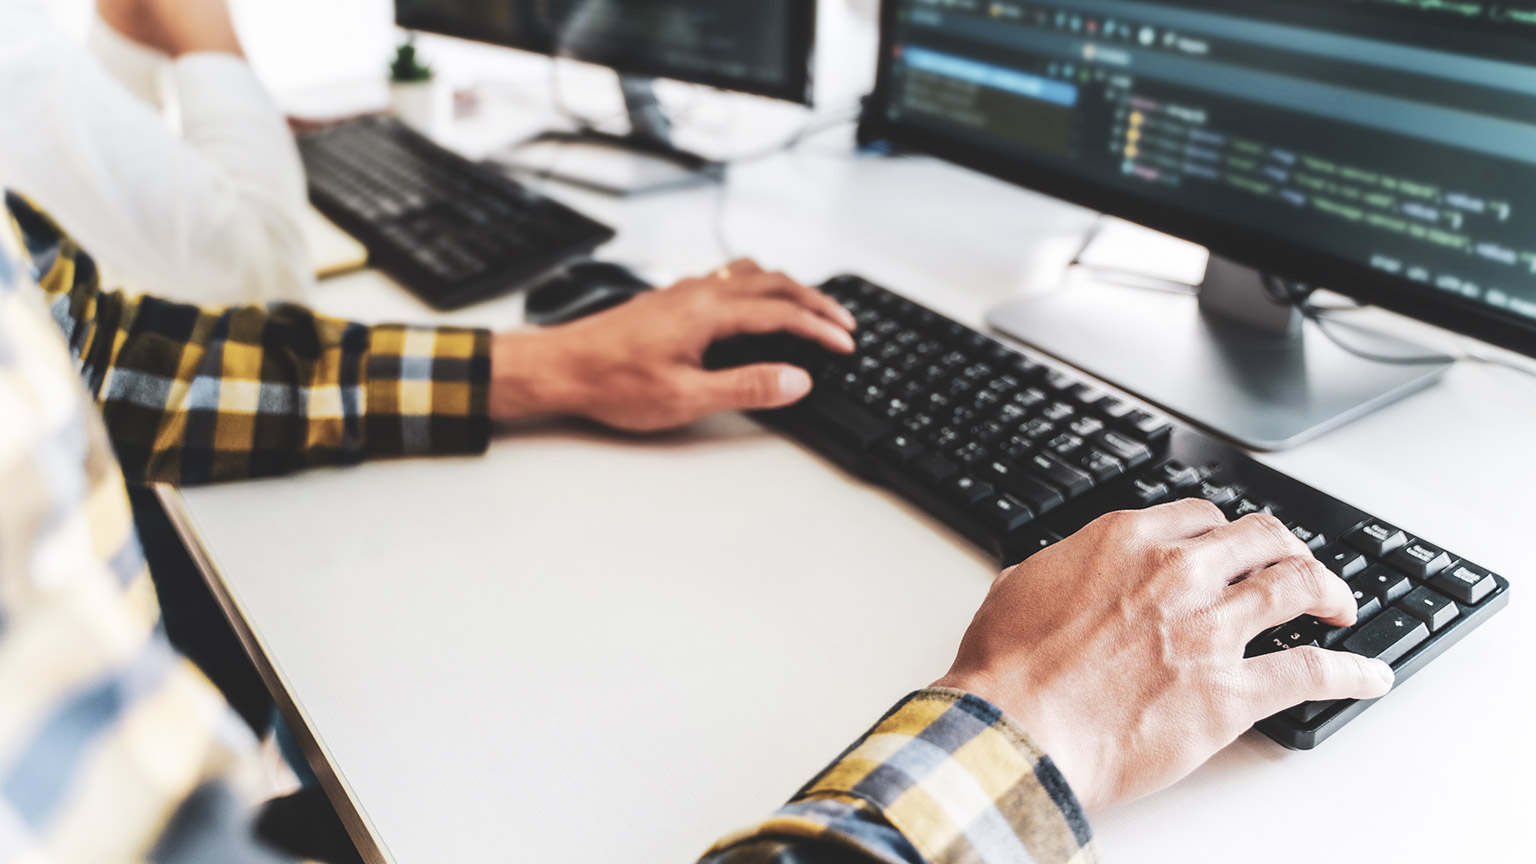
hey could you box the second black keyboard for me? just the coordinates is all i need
[707,274,1510,750]
[300,117,615,310]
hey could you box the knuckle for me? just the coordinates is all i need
[1294,646,1338,691]
[1248,512,1298,548]
[1180,497,1226,524]
[1093,508,1142,539]
[736,370,777,404]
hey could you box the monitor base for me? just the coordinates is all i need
[499,129,724,197]
[986,270,1454,451]
[492,75,725,196]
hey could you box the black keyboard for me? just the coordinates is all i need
[708,275,1511,750]
[300,117,615,310]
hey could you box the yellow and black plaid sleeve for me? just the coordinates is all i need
[7,193,492,486]
[703,689,1098,864]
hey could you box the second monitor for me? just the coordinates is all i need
[396,0,818,194]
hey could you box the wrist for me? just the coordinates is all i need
[489,330,584,421]
[933,668,1100,808]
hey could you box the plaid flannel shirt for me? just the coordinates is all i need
[0,201,287,862]
[704,690,1097,864]
[1,201,1096,863]
[7,193,492,487]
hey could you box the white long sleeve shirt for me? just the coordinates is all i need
[0,0,313,306]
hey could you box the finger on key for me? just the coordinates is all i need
[1184,513,1313,584]
[1244,646,1394,721]
[1219,555,1359,635]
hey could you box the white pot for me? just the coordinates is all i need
[390,79,450,136]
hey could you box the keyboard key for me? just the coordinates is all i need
[1247,618,1323,657]
[1042,401,1077,423]
[912,453,959,485]
[1027,452,1095,498]
[1317,622,1352,649]
[1150,461,1201,489]
[1093,431,1154,469]
[1351,565,1412,605]
[1121,410,1172,444]
[1386,541,1453,580]
[1070,385,1108,407]
[1013,387,1048,409]
[1430,561,1498,605]
[879,434,927,466]
[1125,478,1171,507]
[1347,582,1385,627]
[1400,586,1459,632]
[1286,700,1340,724]
[1070,415,1106,438]
[810,399,891,449]
[1016,528,1065,557]
[1343,609,1428,666]
[1047,433,1086,458]
[1287,524,1328,552]
[1317,544,1368,580]
[1079,449,1126,482]
[976,494,1035,533]
[1098,398,1137,421]
[1344,520,1408,558]
[983,462,1066,515]
[1222,497,1276,521]
[1194,480,1239,506]
[946,475,994,506]
[1044,371,1078,394]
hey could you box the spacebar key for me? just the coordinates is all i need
[808,398,892,449]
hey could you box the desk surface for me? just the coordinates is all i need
[172,15,1536,864]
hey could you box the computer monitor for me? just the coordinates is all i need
[395,0,818,193]
[860,0,1536,449]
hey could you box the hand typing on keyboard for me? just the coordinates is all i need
[487,260,856,431]
[934,499,1395,810]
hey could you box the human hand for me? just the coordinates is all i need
[489,261,856,431]
[934,500,1395,811]
[98,0,243,58]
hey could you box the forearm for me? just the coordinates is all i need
[701,690,1097,864]
[12,196,491,486]
[0,2,311,306]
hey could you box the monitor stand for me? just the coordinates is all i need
[985,255,1455,451]
[497,75,725,196]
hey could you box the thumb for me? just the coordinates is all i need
[1246,646,1395,720]
[697,364,814,413]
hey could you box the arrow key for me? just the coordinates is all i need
[1343,608,1428,666]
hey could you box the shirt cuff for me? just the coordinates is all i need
[364,325,493,458]
[715,689,1097,864]
[89,17,169,109]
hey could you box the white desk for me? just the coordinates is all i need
[168,19,1536,864]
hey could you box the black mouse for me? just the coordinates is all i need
[525,260,653,326]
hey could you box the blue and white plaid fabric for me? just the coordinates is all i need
[0,220,289,863]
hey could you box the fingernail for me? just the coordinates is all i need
[838,307,857,328]
[779,367,812,401]
[839,330,857,351]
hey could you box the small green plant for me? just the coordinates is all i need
[390,39,433,84]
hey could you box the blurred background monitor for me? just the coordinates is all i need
[396,0,818,193]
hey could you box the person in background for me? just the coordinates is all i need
[0,0,310,305]
[0,221,1394,864]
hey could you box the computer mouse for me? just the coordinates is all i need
[525,260,653,327]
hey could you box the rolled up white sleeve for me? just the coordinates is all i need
[0,1,313,306]
[89,15,169,110]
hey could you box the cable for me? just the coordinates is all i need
[710,105,865,261]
